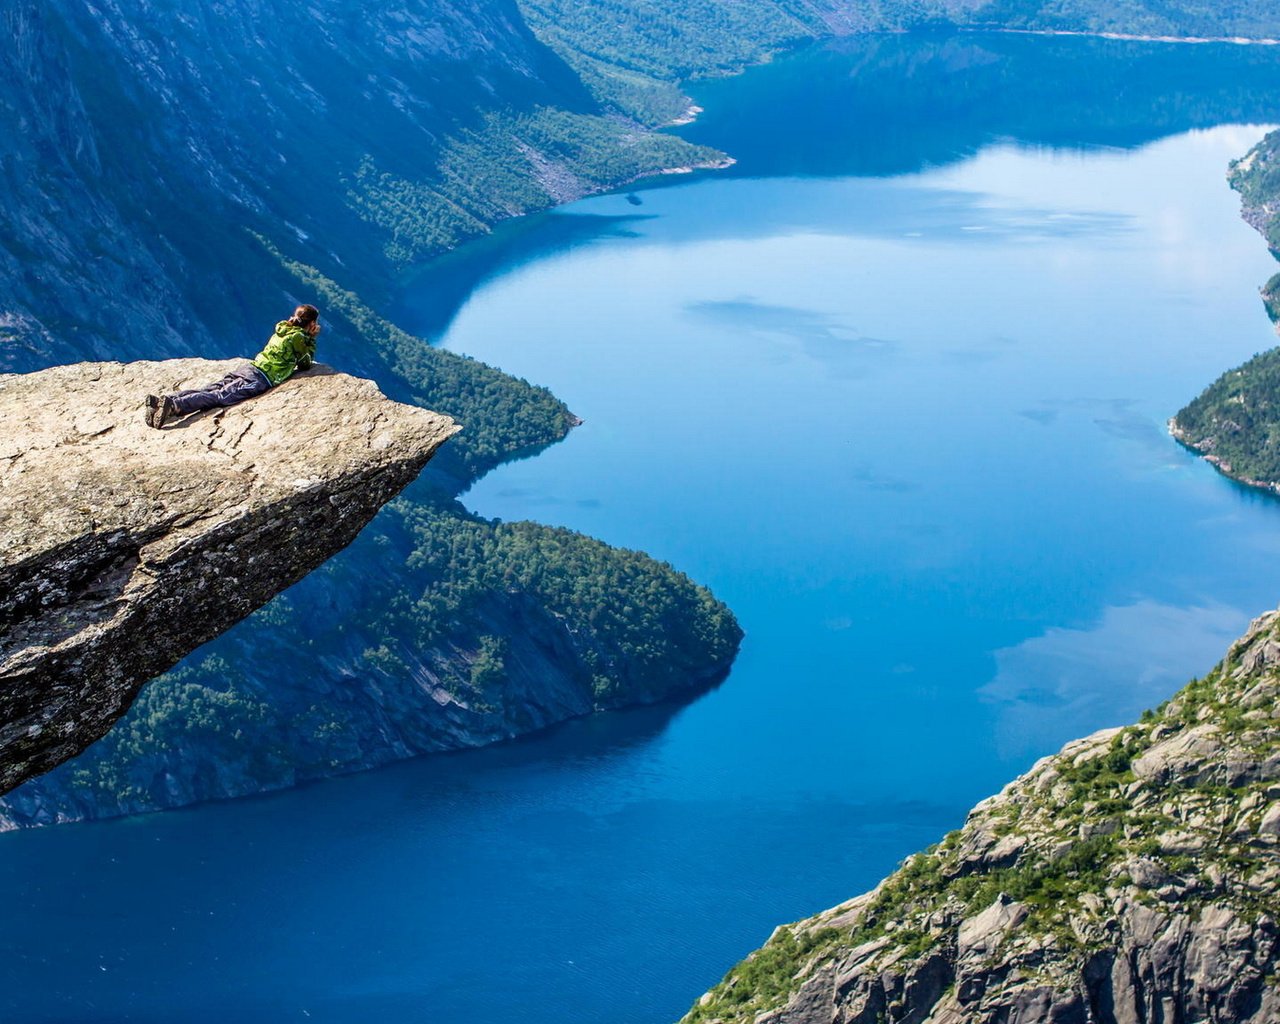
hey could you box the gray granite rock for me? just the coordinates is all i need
[0,358,457,793]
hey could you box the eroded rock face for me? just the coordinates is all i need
[0,359,457,793]
[685,611,1280,1024]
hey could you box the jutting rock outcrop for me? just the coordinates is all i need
[684,610,1280,1024]
[0,359,458,794]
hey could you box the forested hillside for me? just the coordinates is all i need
[1231,130,1280,251]
[969,0,1280,36]
[1171,128,1280,490]
[516,0,986,123]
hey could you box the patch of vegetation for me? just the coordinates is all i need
[1264,273,1280,325]
[347,107,725,261]
[392,498,743,698]
[1172,346,1280,485]
[683,925,847,1024]
[1231,130,1280,250]
[62,655,284,808]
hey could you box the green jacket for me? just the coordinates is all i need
[252,321,316,386]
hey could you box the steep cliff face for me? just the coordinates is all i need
[0,359,457,794]
[683,612,1280,1024]
[0,0,719,373]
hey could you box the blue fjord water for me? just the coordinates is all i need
[6,32,1280,1024]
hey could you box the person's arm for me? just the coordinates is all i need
[292,328,316,371]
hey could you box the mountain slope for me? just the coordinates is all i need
[683,611,1280,1023]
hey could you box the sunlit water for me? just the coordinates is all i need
[5,32,1280,1024]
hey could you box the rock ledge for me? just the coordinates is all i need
[0,359,458,793]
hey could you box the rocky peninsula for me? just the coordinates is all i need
[684,610,1280,1024]
[0,359,457,794]
[1171,128,1280,490]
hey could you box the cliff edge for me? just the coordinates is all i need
[0,359,458,794]
[684,610,1280,1024]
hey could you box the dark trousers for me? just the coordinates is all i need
[169,364,271,415]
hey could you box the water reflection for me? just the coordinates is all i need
[684,298,899,377]
[393,30,1273,349]
[679,31,1280,178]
[980,599,1249,757]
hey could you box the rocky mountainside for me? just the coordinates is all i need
[0,359,456,794]
[683,610,1280,1024]
[1,0,723,373]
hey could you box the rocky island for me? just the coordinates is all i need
[0,359,457,794]
[683,610,1280,1023]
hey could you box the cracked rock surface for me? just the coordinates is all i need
[0,359,457,794]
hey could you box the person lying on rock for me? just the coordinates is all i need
[145,304,321,428]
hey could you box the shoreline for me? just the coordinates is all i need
[971,25,1280,46]
[1169,419,1280,497]
[667,103,704,127]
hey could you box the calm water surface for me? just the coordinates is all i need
[5,32,1280,1024]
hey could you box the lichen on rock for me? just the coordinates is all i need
[0,358,458,794]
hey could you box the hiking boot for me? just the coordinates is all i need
[147,394,177,429]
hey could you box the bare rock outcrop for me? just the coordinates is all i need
[684,610,1280,1024]
[0,359,458,793]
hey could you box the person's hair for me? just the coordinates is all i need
[287,304,319,328]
